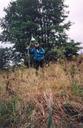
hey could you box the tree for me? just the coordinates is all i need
[64,40,81,58]
[0,0,70,51]
[0,48,11,69]
[0,0,81,61]
[0,47,23,69]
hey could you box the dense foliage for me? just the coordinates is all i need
[0,0,81,68]
[0,47,23,69]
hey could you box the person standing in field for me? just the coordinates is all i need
[30,42,45,72]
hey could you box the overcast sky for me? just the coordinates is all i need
[0,0,83,47]
[65,0,83,45]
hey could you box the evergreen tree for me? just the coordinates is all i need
[0,0,80,58]
[0,48,11,69]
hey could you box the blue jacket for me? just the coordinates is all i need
[30,47,45,62]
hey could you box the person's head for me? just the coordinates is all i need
[35,43,40,49]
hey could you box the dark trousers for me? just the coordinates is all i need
[34,59,44,70]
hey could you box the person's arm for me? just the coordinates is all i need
[39,48,45,55]
[29,47,35,54]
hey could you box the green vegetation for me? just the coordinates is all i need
[0,0,81,63]
[72,81,83,97]
[0,96,20,127]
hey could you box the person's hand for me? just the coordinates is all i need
[27,46,30,49]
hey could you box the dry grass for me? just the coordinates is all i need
[0,64,70,102]
[0,60,83,128]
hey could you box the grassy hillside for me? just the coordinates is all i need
[0,59,83,128]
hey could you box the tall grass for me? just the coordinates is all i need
[0,60,83,127]
[0,96,21,127]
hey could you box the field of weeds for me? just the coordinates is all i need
[0,59,83,128]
